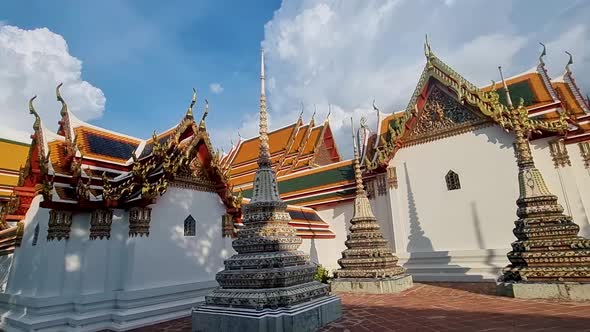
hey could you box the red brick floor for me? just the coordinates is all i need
[126,283,590,332]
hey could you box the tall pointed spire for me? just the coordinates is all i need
[498,66,514,109]
[258,48,271,166]
[351,118,366,197]
[197,48,335,318]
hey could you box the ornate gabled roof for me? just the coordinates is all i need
[364,39,588,171]
[226,112,341,188]
[2,86,240,227]
[551,52,590,118]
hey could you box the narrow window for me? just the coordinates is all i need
[184,215,196,236]
[32,224,40,246]
[445,170,461,191]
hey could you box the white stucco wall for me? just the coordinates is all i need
[305,201,353,272]
[563,141,590,238]
[392,125,518,254]
[0,186,234,331]
[386,126,520,280]
[122,187,234,290]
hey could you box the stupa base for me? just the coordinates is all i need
[497,281,590,301]
[191,295,342,332]
[330,274,413,294]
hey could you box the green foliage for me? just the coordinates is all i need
[314,264,330,284]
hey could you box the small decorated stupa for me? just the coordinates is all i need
[192,49,342,332]
[331,119,413,293]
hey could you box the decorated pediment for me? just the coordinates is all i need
[405,83,491,145]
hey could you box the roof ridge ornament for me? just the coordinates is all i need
[298,102,304,122]
[325,104,331,123]
[186,88,197,119]
[56,83,68,117]
[372,99,380,112]
[29,96,40,131]
[424,33,432,58]
[200,99,209,129]
[539,42,546,66]
[565,51,573,74]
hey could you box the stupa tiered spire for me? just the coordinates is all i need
[491,67,590,283]
[333,119,406,279]
[204,48,330,309]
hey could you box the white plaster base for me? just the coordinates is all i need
[0,280,217,332]
[397,249,509,282]
[330,274,413,294]
[496,282,590,301]
[192,295,342,332]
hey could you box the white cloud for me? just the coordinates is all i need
[209,83,224,94]
[0,25,105,143]
[210,0,586,160]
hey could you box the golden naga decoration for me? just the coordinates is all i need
[29,96,41,131]
[56,83,68,117]
[186,88,197,119]
[200,99,209,129]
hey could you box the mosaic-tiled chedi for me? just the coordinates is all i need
[486,68,590,283]
[205,49,330,309]
[333,120,405,279]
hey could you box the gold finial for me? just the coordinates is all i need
[498,66,513,109]
[424,34,432,58]
[565,51,573,74]
[187,88,197,118]
[490,80,497,91]
[56,83,68,117]
[298,102,304,122]
[29,95,40,131]
[258,47,270,165]
[326,104,331,122]
[539,42,546,66]
[351,117,365,196]
[372,99,380,112]
[311,105,317,123]
[200,99,209,129]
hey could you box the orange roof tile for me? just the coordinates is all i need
[553,82,587,117]
[289,125,309,154]
[48,140,70,174]
[302,126,323,155]
[232,124,297,165]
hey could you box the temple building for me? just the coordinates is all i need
[224,42,590,282]
[0,40,589,330]
[0,85,336,331]
[0,139,29,217]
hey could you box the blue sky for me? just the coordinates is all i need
[1,0,589,156]
[0,0,281,142]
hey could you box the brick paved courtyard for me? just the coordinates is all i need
[128,283,590,332]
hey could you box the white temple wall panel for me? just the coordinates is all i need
[387,126,520,280]
[369,187,396,251]
[0,189,234,331]
[569,144,590,237]
[123,187,233,290]
[313,201,353,271]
